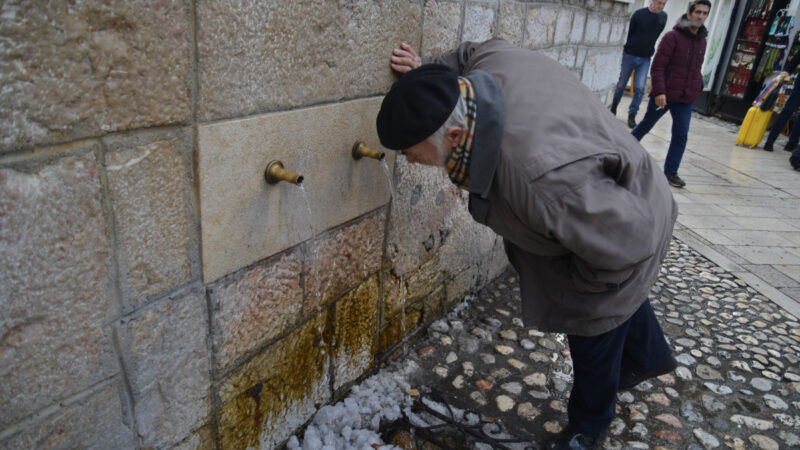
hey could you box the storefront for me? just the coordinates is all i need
[696,0,800,120]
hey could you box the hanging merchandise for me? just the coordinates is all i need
[754,10,792,85]
[720,0,792,103]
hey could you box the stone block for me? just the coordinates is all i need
[581,48,621,92]
[406,258,449,305]
[0,150,118,427]
[570,9,586,43]
[599,20,611,44]
[423,1,463,55]
[333,276,380,389]
[196,0,421,121]
[584,14,601,44]
[437,192,499,276]
[498,2,526,46]
[378,305,423,354]
[559,46,578,67]
[525,5,558,49]
[117,288,211,449]
[482,237,510,283]
[599,0,615,13]
[0,382,136,449]
[447,264,483,306]
[172,424,216,450]
[609,18,626,44]
[424,284,447,321]
[554,8,574,45]
[0,0,191,153]
[384,257,447,320]
[540,47,562,62]
[198,97,394,282]
[464,3,496,42]
[386,158,461,277]
[305,212,385,313]
[218,313,330,450]
[210,252,303,370]
[576,46,588,68]
[104,129,198,309]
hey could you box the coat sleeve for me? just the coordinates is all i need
[421,41,483,74]
[530,171,658,293]
[650,31,676,96]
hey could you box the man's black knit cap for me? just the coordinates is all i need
[376,64,460,150]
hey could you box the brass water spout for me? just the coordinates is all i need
[264,160,304,185]
[352,140,385,161]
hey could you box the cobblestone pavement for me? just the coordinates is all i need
[385,238,800,449]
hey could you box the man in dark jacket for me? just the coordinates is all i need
[382,38,678,449]
[631,0,711,188]
[610,0,668,128]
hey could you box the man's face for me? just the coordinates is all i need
[650,0,666,14]
[688,4,710,29]
[401,140,450,166]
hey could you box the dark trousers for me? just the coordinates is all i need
[766,77,800,149]
[631,97,694,175]
[566,300,672,436]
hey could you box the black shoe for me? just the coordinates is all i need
[627,114,636,128]
[764,141,774,152]
[790,154,800,170]
[665,173,686,188]
[619,356,678,390]
[610,103,618,115]
[784,144,796,152]
[549,429,601,450]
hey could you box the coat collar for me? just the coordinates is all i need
[464,70,505,199]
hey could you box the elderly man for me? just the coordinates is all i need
[379,38,678,449]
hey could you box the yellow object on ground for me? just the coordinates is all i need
[736,106,772,148]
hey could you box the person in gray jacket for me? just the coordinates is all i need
[379,39,678,449]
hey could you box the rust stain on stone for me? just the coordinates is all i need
[378,307,422,354]
[334,276,379,361]
[219,313,329,449]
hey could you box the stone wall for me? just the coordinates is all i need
[0,0,631,448]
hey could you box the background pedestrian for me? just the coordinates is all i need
[631,0,712,188]
[610,0,669,128]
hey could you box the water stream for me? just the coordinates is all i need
[380,159,398,202]
[379,159,409,355]
[298,185,326,353]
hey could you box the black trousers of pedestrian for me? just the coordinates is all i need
[566,299,672,436]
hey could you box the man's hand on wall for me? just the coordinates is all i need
[391,43,421,74]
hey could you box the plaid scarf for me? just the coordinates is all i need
[445,77,477,190]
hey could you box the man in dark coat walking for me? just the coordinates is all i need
[380,38,678,449]
[631,0,711,188]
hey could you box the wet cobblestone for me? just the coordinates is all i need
[396,238,800,448]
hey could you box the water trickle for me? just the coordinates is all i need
[299,185,326,349]
[380,159,398,202]
[399,275,408,355]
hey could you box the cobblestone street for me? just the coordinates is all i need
[389,238,800,449]
[368,108,800,449]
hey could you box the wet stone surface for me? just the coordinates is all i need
[387,239,800,448]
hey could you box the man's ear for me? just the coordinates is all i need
[444,126,465,148]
